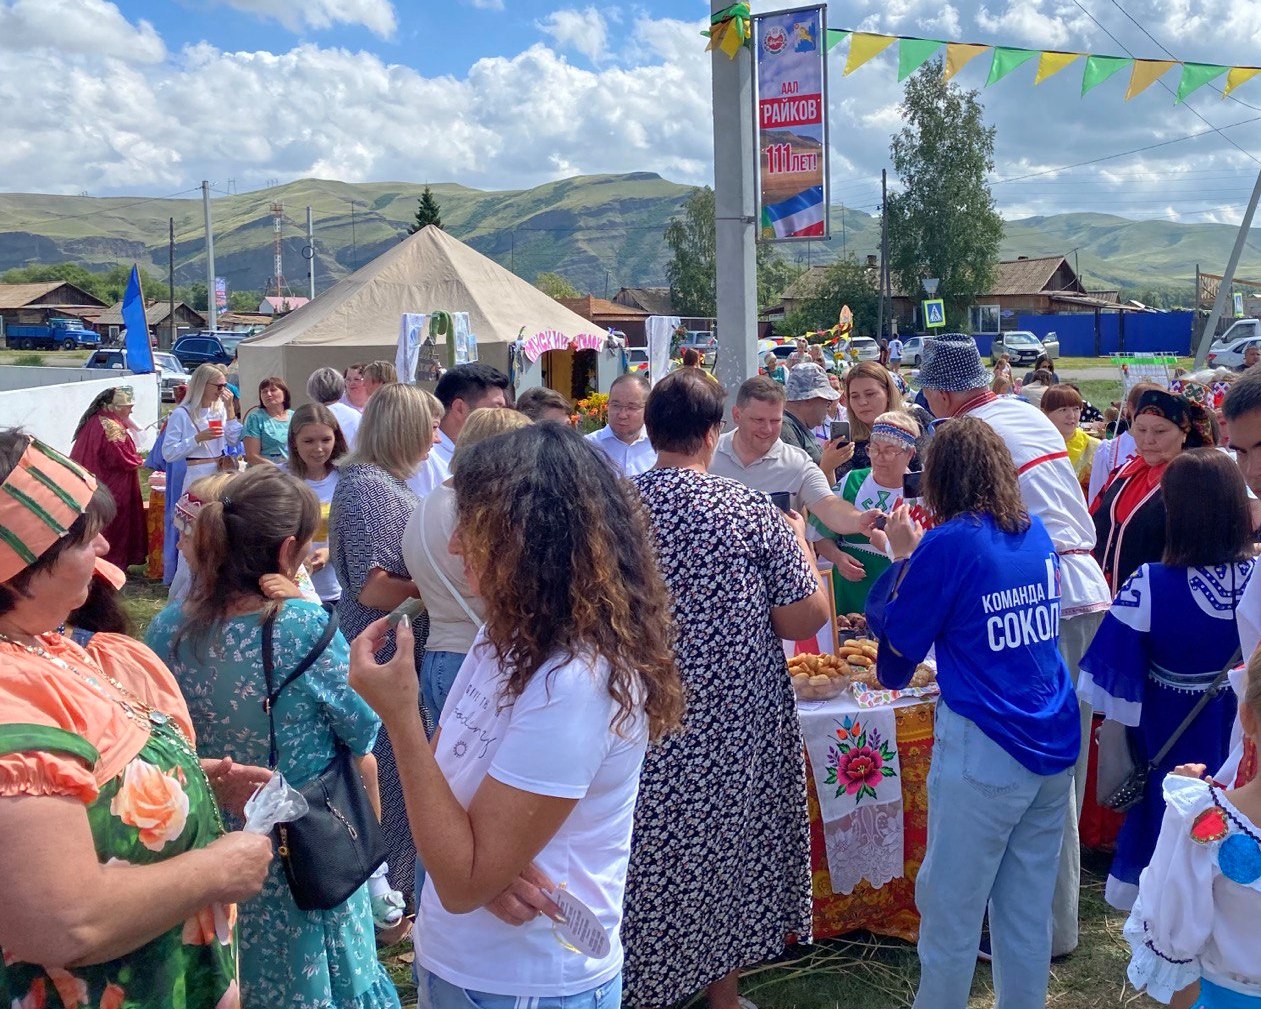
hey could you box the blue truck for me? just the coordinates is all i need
[2,317,102,351]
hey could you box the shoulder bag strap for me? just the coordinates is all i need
[261,606,341,768]
[419,493,483,629]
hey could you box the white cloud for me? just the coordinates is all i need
[463,0,505,9]
[536,7,609,64]
[208,0,397,37]
[0,0,165,62]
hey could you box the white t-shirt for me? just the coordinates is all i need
[415,633,648,997]
[327,400,361,452]
[296,467,342,603]
[888,338,904,360]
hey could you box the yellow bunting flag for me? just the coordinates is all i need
[944,43,990,80]
[1035,50,1082,84]
[1124,59,1176,100]
[1225,66,1261,97]
[845,33,896,76]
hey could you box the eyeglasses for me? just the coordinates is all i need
[210,382,227,389]
[608,402,645,414]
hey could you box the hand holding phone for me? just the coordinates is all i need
[769,491,792,514]
[902,471,923,500]
[830,420,850,443]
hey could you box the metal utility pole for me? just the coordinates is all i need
[347,200,359,272]
[167,218,175,350]
[306,206,316,300]
[840,204,847,256]
[877,170,887,340]
[1195,165,1261,367]
[202,180,217,331]
[710,0,758,405]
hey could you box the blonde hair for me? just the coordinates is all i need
[420,388,444,422]
[844,362,905,442]
[451,407,532,474]
[186,471,235,505]
[183,364,227,418]
[1246,645,1261,724]
[343,383,433,480]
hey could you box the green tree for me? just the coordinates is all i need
[410,186,443,233]
[886,61,1003,329]
[665,186,717,317]
[228,289,262,312]
[535,272,582,300]
[665,185,805,317]
[780,256,879,337]
[0,263,109,302]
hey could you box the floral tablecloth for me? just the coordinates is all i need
[800,694,936,942]
[145,488,165,581]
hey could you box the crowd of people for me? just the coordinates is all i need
[1,334,1259,1009]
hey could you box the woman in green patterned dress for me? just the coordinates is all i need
[0,431,273,1009]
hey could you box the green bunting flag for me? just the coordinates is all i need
[986,46,1038,86]
[826,29,850,53]
[1176,62,1229,103]
[1081,54,1131,95]
[898,38,942,81]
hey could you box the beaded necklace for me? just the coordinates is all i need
[0,632,224,832]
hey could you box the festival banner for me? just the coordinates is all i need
[754,5,828,242]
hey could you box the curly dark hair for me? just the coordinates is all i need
[922,416,1030,534]
[452,424,683,739]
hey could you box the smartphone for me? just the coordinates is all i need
[902,471,923,499]
[769,491,792,514]
[830,420,850,442]
[386,598,425,628]
[873,514,888,531]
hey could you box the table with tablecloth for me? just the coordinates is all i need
[145,487,165,580]
[797,691,937,942]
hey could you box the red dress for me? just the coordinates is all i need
[70,413,147,569]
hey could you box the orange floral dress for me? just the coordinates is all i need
[0,633,237,1009]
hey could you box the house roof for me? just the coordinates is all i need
[613,286,674,315]
[97,300,206,327]
[0,281,107,310]
[783,256,1083,304]
[261,296,310,311]
[557,294,649,323]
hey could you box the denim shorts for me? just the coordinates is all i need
[415,967,622,1009]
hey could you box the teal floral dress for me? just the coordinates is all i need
[146,601,400,1009]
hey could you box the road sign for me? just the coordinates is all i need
[922,278,940,296]
[1234,292,1245,318]
[922,299,946,329]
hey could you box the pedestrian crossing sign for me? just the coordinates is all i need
[922,299,946,329]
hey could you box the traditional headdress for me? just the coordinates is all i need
[869,419,919,450]
[0,437,98,583]
[1135,389,1213,449]
[111,385,135,407]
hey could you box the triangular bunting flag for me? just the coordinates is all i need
[898,38,942,81]
[1035,50,1083,84]
[1225,66,1261,97]
[1081,54,1131,95]
[986,46,1038,86]
[1124,59,1176,100]
[945,42,990,80]
[845,33,896,75]
[1177,62,1229,102]
[826,29,850,53]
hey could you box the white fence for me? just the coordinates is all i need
[0,367,160,456]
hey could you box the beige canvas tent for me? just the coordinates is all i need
[237,225,609,402]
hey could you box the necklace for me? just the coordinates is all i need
[0,632,225,832]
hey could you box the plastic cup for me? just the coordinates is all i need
[207,418,224,437]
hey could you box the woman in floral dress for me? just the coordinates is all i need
[0,432,272,1009]
[621,370,831,1008]
[147,467,399,1009]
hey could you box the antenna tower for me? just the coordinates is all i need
[270,202,291,302]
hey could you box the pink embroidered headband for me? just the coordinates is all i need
[0,437,98,584]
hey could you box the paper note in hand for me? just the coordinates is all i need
[549,887,611,959]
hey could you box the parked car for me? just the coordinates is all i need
[681,330,717,365]
[3,318,101,351]
[84,350,190,402]
[989,330,1060,366]
[172,331,248,369]
[627,347,650,376]
[901,335,934,367]
[1207,320,1261,368]
[847,337,880,363]
[771,344,836,370]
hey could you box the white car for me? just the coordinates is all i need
[1207,334,1261,370]
[84,349,190,401]
[847,337,880,362]
[627,348,650,376]
[901,336,933,367]
[990,330,1060,367]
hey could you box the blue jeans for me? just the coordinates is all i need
[416,967,621,1009]
[415,649,467,898]
[421,649,467,735]
[914,701,1072,1009]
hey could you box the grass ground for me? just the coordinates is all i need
[1056,355,1192,371]
[0,348,91,367]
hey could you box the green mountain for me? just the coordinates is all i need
[0,174,1256,299]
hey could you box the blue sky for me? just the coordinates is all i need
[0,0,1259,225]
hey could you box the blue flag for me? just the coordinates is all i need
[122,265,154,374]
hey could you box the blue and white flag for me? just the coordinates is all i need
[760,185,826,239]
[122,265,154,375]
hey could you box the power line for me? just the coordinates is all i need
[1068,0,1261,167]
[1104,0,1261,113]
[12,186,203,223]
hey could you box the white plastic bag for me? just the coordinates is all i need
[242,771,309,834]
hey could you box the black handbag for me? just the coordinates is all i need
[261,607,389,911]
[1097,645,1241,813]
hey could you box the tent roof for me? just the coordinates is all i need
[242,226,607,353]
